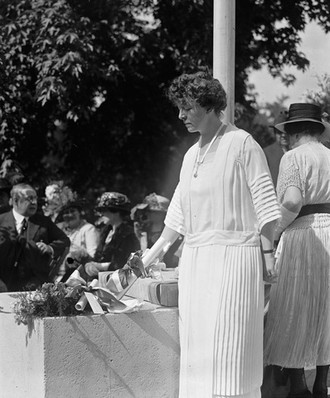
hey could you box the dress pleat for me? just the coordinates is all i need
[213,246,263,395]
[165,126,280,397]
[264,214,330,368]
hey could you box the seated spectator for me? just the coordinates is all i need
[131,192,183,268]
[57,198,100,281]
[0,183,70,291]
[84,192,140,277]
[0,178,12,215]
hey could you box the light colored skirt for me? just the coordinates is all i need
[178,244,263,398]
[264,214,330,368]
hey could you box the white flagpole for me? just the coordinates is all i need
[213,0,236,124]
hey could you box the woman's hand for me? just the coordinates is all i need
[126,251,146,277]
[85,261,109,277]
[262,252,278,284]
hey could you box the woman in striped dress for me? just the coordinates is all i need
[143,70,280,397]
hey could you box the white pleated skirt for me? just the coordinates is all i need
[178,243,264,398]
[264,214,330,368]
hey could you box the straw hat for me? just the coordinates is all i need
[95,192,131,213]
[132,193,169,213]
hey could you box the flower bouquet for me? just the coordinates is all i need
[12,282,81,326]
[12,277,144,327]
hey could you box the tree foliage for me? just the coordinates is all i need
[0,0,330,202]
[304,74,330,117]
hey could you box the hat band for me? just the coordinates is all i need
[288,115,322,122]
[288,108,322,122]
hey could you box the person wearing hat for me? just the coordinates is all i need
[131,192,183,268]
[131,193,170,248]
[84,192,140,277]
[263,110,290,186]
[56,198,100,282]
[263,110,291,389]
[264,103,330,397]
[0,178,12,215]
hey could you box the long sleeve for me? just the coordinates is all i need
[81,223,100,258]
[97,223,140,270]
[41,216,71,258]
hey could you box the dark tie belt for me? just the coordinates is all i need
[296,203,330,219]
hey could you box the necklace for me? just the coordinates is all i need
[193,124,225,178]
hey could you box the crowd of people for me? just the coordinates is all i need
[0,176,180,290]
[1,69,330,398]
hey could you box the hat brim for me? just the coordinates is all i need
[134,203,149,210]
[59,201,85,214]
[275,119,330,141]
[132,203,167,212]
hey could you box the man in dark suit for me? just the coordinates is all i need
[0,183,70,291]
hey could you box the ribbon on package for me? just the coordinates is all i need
[94,250,145,299]
[98,250,165,300]
[65,250,163,313]
[65,265,143,314]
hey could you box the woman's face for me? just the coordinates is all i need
[275,131,289,149]
[178,102,209,133]
[100,209,121,225]
[279,133,290,149]
[62,207,82,229]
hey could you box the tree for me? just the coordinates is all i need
[1,0,329,202]
[1,0,173,200]
[303,74,330,116]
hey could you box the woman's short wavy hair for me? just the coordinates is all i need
[167,69,227,115]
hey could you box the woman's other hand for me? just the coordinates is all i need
[262,252,278,284]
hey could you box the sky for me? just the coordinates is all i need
[248,21,330,106]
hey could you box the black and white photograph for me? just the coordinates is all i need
[0,1,330,397]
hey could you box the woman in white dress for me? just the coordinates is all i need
[57,200,100,281]
[264,103,330,398]
[142,70,280,397]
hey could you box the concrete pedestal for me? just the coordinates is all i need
[0,293,179,398]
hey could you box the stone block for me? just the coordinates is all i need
[0,293,179,398]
